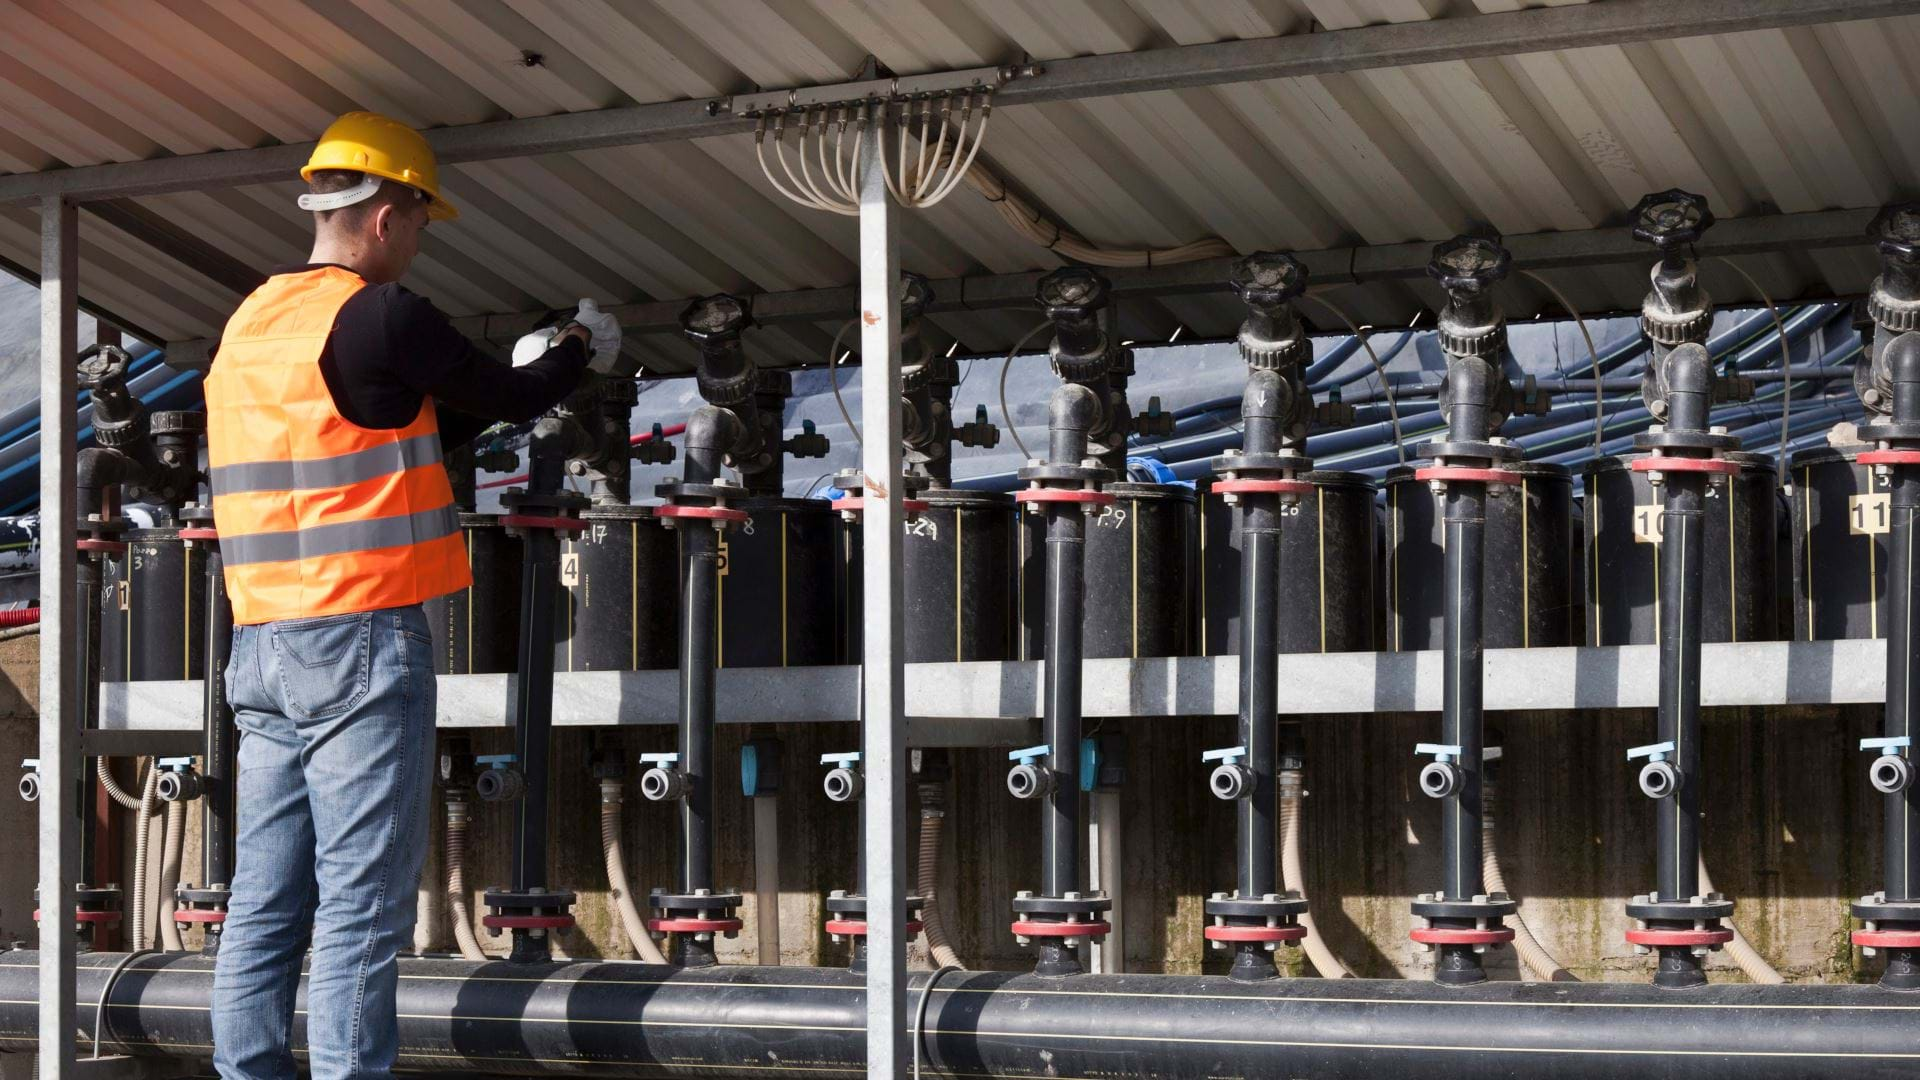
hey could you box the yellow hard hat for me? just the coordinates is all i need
[301,111,459,221]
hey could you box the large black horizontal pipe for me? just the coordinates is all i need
[2,951,1918,1079]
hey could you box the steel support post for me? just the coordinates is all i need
[37,193,79,1080]
[856,131,908,1080]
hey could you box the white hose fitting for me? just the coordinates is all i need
[917,786,964,971]
[445,797,487,962]
[601,781,671,965]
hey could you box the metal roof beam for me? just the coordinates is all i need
[162,207,1878,372]
[6,0,1913,205]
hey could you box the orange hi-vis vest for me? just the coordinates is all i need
[205,266,471,625]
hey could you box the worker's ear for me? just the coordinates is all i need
[371,201,397,244]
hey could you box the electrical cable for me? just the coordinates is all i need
[996,321,1054,461]
[917,784,964,970]
[1518,270,1604,452]
[1712,258,1794,484]
[97,755,150,812]
[826,319,861,446]
[1297,293,1405,464]
[912,964,962,1080]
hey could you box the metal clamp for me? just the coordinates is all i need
[1202,745,1252,801]
[821,751,863,803]
[1862,736,1914,795]
[1415,743,1464,799]
[639,751,688,802]
[1006,744,1054,800]
[474,754,525,802]
[1627,741,1679,800]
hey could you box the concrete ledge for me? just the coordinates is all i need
[96,639,1884,745]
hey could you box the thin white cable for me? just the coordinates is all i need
[755,118,835,213]
[1697,856,1786,984]
[1518,269,1603,451]
[827,318,862,445]
[794,110,854,215]
[1713,257,1794,484]
[923,97,990,209]
[603,784,672,964]
[780,114,850,215]
[910,97,947,202]
[998,320,1055,460]
[1298,292,1406,464]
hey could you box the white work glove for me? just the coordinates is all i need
[511,326,560,367]
[574,299,623,374]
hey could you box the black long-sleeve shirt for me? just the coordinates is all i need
[273,263,588,450]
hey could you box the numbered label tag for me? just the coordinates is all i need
[905,516,939,541]
[716,536,730,577]
[116,581,129,611]
[1850,492,1892,536]
[1093,504,1129,529]
[559,552,580,587]
[1632,504,1664,545]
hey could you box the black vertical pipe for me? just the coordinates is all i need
[676,522,720,968]
[1236,516,1278,903]
[1888,466,1920,905]
[1440,483,1486,907]
[1655,474,1705,913]
[199,544,234,898]
[1041,505,1085,909]
[75,549,102,902]
[509,526,559,900]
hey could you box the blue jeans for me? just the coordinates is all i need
[212,605,435,1080]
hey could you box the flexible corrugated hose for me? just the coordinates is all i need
[601,781,671,965]
[128,763,159,950]
[97,756,149,811]
[916,783,964,970]
[1278,792,1351,979]
[1482,779,1577,982]
[157,799,186,952]
[445,798,487,962]
[1698,857,1786,984]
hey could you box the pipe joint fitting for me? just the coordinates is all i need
[154,759,203,803]
[1201,746,1253,801]
[475,754,526,803]
[1863,737,1914,795]
[1414,743,1464,800]
[639,752,688,803]
[1005,762,1055,801]
[17,760,38,803]
[1627,741,1679,800]
[820,752,863,803]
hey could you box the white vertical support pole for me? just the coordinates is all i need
[753,795,781,965]
[857,123,907,1079]
[38,194,79,1080]
[1089,790,1125,973]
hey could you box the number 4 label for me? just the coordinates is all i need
[1851,492,1891,536]
[1632,504,1664,545]
[559,552,580,587]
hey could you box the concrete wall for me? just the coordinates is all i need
[0,639,1879,984]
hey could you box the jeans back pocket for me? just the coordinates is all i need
[273,613,373,719]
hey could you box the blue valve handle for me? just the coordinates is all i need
[1200,745,1247,764]
[1009,743,1051,765]
[638,752,680,766]
[1415,743,1464,761]
[475,754,518,767]
[1862,736,1913,754]
[1626,741,1677,762]
[819,751,862,766]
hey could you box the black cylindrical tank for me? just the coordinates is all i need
[556,505,678,672]
[840,489,1019,663]
[99,526,206,682]
[1582,451,1778,645]
[1196,471,1375,656]
[1790,444,1888,641]
[424,513,522,675]
[717,497,840,668]
[1385,462,1577,651]
[1019,481,1195,660]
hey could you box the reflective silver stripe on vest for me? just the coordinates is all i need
[208,432,444,496]
[220,504,460,567]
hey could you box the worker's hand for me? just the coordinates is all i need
[573,299,624,373]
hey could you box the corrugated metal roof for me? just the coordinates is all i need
[0,1,1912,375]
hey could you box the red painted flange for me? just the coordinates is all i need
[481,913,576,930]
[33,909,122,925]
[1628,456,1740,475]
[1410,926,1516,946]
[830,497,931,515]
[75,538,128,555]
[1859,450,1920,466]
[178,528,220,541]
[1210,479,1315,496]
[171,910,228,924]
[1012,489,1116,506]
[654,504,749,524]
[499,514,587,534]
[1411,467,1518,486]
[1011,919,1111,939]
[646,916,744,934]
[1203,924,1307,943]
[1853,929,1920,948]
[824,919,924,937]
[1625,927,1733,947]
